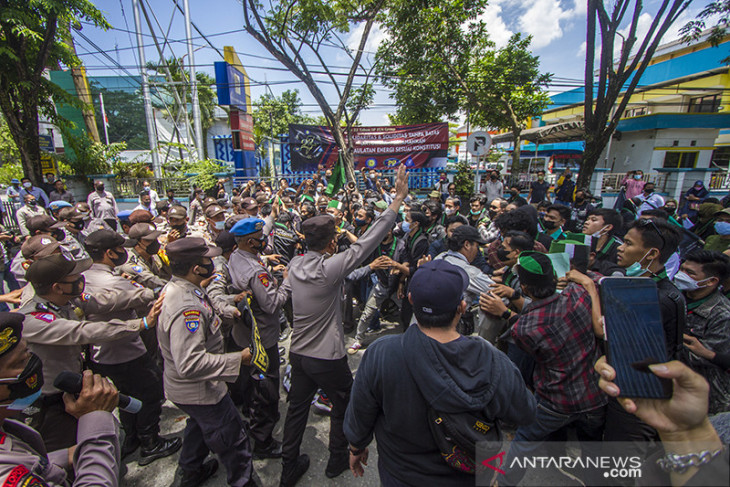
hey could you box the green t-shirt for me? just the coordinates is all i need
[704,235,730,253]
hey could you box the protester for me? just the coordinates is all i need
[18,177,49,208]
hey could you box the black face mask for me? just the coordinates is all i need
[488,209,497,219]
[52,230,65,241]
[109,249,128,267]
[496,248,512,262]
[542,219,558,230]
[145,240,161,255]
[170,223,187,233]
[645,188,654,195]
[27,200,37,207]
[665,207,676,216]
[575,197,584,204]
[72,220,85,231]
[250,236,267,252]
[61,276,85,297]
[96,185,105,192]
[1,353,44,402]
[197,261,215,277]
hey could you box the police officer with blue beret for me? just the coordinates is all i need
[228,217,290,460]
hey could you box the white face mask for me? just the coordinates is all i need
[673,271,711,292]
[22,182,31,189]
[444,207,456,216]
[213,220,225,231]
[590,225,608,239]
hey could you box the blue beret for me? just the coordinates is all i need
[285,187,297,194]
[49,200,72,211]
[230,217,265,236]
[117,210,133,221]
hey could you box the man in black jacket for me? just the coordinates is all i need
[344,260,536,486]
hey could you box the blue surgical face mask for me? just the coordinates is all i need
[715,221,730,236]
[214,220,225,231]
[625,250,653,277]
[401,221,411,234]
[673,271,710,292]
[3,390,42,411]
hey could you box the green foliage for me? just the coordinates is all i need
[179,158,224,191]
[0,0,109,182]
[111,159,153,178]
[0,116,20,167]
[92,86,149,150]
[61,132,126,176]
[377,1,551,133]
[681,1,730,63]
[0,161,23,185]
[252,90,317,157]
[453,161,474,197]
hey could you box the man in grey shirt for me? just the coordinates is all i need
[279,165,408,487]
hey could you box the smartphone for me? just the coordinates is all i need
[600,277,672,399]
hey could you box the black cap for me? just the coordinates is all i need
[84,229,136,251]
[214,230,236,253]
[26,253,92,287]
[166,237,222,262]
[128,223,163,241]
[0,312,24,358]
[302,215,335,244]
[27,215,66,234]
[409,260,468,315]
[450,225,487,245]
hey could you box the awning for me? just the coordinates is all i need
[491,121,585,145]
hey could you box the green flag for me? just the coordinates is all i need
[324,153,347,197]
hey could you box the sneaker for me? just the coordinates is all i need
[312,392,333,415]
[347,342,363,354]
[325,452,350,479]
[176,458,219,487]
[138,436,182,466]
[279,454,310,487]
[282,365,292,393]
[279,329,290,342]
[364,326,381,335]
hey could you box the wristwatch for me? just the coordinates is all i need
[501,309,512,320]
[349,445,365,456]
[509,288,522,301]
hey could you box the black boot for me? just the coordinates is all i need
[121,435,140,459]
[279,454,309,487]
[253,438,282,460]
[138,435,182,466]
[176,459,219,487]
[324,451,349,479]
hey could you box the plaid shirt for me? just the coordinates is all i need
[512,283,607,414]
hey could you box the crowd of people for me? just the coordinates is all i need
[0,164,728,487]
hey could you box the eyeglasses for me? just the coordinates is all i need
[636,218,666,250]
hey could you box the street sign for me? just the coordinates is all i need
[467,131,492,156]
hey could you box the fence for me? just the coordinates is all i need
[709,171,730,190]
[601,173,669,193]
[105,177,191,199]
[1,200,19,232]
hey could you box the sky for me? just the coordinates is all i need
[76,0,711,127]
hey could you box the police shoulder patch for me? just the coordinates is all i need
[132,265,143,273]
[79,293,91,302]
[3,464,49,486]
[30,312,56,323]
[257,272,270,288]
[183,310,201,333]
[193,289,203,298]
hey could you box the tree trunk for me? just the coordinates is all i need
[0,92,43,184]
[512,129,522,179]
[330,124,356,183]
[579,132,610,189]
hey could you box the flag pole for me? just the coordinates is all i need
[99,92,110,145]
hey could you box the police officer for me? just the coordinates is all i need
[119,223,170,291]
[158,238,255,487]
[0,314,121,486]
[229,218,290,460]
[203,205,227,245]
[165,205,205,244]
[279,164,409,486]
[54,207,89,259]
[82,229,181,465]
[19,253,162,451]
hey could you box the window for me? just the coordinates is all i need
[711,147,730,168]
[624,107,647,118]
[663,151,698,168]
[688,94,721,113]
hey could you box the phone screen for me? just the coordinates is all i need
[600,277,672,399]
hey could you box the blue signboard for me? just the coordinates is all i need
[214,61,249,112]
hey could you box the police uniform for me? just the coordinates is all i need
[0,313,120,486]
[118,223,170,291]
[281,210,396,483]
[229,219,290,453]
[81,229,181,463]
[19,254,145,452]
[157,239,253,487]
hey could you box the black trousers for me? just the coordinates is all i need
[230,345,281,446]
[28,393,78,451]
[281,353,353,466]
[176,394,253,487]
[90,352,165,441]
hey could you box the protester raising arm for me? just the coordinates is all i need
[566,270,604,338]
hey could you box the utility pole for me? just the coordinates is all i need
[132,0,161,177]
[99,92,110,145]
[184,0,204,159]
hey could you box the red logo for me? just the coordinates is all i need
[481,451,506,474]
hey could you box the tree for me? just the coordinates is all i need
[681,1,730,63]
[92,87,149,150]
[0,0,108,184]
[377,1,551,175]
[242,0,380,183]
[252,89,317,156]
[581,0,691,188]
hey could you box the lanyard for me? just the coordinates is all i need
[503,269,516,288]
[409,229,422,248]
[650,268,668,283]
[687,292,715,312]
[596,237,616,259]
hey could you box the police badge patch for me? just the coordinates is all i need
[257,272,270,288]
[30,312,56,323]
[183,310,201,333]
